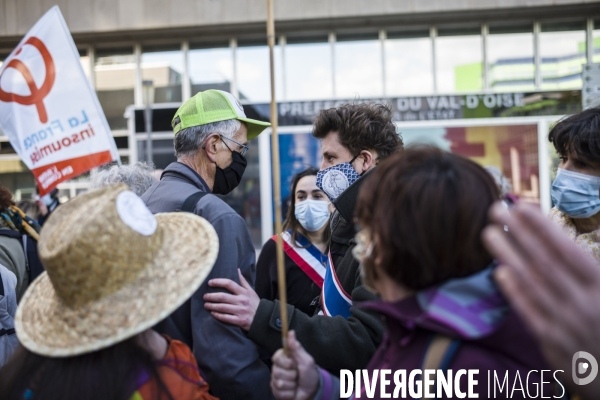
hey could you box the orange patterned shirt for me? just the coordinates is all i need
[133,337,219,400]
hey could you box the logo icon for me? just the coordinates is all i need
[322,169,350,199]
[572,351,598,385]
[0,36,55,123]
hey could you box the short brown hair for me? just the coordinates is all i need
[312,103,403,160]
[0,186,14,210]
[355,146,499,291]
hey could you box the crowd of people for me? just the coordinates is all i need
[0,87,599,400]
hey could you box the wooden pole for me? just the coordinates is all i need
[266,0,289,354]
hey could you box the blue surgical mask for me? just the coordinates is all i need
[316,159,362,202]
[41,194,55,207]
[295,199,330,232]
[551,168,600,218]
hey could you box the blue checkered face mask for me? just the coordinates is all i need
[316,156,362,202]
[551,168,600,218]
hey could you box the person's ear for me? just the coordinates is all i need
[202,134,221,163]
[358,150,375,174]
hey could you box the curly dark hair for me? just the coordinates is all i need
[312,103,403,160]
[548,106,600,168]
[0,186,14,210]
[355,146,499,291]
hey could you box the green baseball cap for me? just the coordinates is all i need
[172,90,271,140]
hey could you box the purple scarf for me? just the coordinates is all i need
[416,265,509,339]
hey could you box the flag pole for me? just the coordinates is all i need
[266,0,289,354]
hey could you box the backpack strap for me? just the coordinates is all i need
[0,229,21,240]
[177,191,209,213]
[420,334,462,399]
[0,328,16,338]
[153,190,210,348]
[422,335,454,371]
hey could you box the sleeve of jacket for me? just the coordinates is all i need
[247,267,384,373]
[191,212,274,400]
[312,368,341,400]
[0,236,27,302]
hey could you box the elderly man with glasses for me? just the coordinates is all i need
[141,90,273,400]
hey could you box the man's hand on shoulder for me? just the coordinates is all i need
[204,269,260,331]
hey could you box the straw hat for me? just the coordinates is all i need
[14,184,218,357]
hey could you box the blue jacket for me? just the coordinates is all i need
[142,161,273,400]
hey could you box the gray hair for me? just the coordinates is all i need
[485,166,513,197]
[174,119,242,158]
[90,162,158,197]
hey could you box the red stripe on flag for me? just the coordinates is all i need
[32,151,113,196]
[279,238,324,288]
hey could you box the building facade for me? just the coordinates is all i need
[1,0,600,246]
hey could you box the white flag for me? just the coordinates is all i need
[0,6,120,195]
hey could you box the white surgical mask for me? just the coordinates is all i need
[295,199,330,232]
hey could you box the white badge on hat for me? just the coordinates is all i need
[116,191,157,236]
[220,90,247,117]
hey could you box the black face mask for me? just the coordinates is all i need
[212,150,247,195]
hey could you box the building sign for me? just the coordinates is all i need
[0,6,120,195]
[131,90,581,133]
[243,91,581,126]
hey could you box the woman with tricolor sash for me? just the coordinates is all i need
[256,168,331,315]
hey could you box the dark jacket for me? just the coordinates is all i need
[355,298,554,399]
[315,270,556,400]
[256,237,322,316]
[248,174,384,373]
[141,162,273,400]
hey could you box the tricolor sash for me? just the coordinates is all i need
[275,231,326,288]
[320,251,352,318]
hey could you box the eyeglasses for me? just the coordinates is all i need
[220,135,249,157]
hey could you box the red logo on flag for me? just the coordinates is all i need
[0,36,55,123]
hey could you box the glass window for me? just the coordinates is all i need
[0,53,8,136]
[594,19,600,63]
[435,27,483,93]
[136,138,176,171]
[285,36,333,100]
[335,34,383,98]
[488,25,535,92]
[540,21,586,90]
[0,52,8,69]
[0,172,36,201]
[237,41,280,102]
[188,42,234,95]
[78,48,92,81]
[401,124,540,203]
[94,47,135,130]
[385,31,433,95]
[276,131,322,225]
[141,44,183,103]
